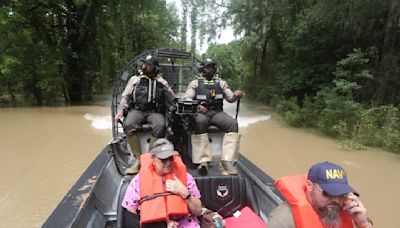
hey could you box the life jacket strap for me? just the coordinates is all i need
[139,192,174,204]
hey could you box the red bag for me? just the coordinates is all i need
[224,206,267,228]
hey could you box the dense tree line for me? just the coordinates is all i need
[0,0,179,105]
[205,0,400,152]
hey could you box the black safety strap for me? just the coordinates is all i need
[139,192,174,204]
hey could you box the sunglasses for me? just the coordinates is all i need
[315,184,336,198]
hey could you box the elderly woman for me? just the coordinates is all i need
[121,138,202,228]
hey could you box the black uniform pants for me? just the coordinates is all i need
[123,109,165,137]
[194,110,238,134]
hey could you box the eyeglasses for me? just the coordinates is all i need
[159,156,173,164]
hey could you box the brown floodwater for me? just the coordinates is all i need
[0,106,111,228]
[0,102,399,227]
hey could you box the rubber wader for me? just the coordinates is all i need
[221,132,241,175]
[191,133,212,175]
[126,134,141,174]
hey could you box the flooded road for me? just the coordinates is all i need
[0,101,399,227]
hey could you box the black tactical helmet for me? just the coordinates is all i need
[201,58,216,68]
[142,55,159,67]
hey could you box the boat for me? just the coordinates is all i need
[43,48,283,227]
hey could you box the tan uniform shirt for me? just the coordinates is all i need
[117,75,175,113]
[184,77,238,103]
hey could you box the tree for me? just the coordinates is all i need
[0,0,180,105]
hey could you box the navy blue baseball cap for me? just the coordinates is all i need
[307,161,359,196]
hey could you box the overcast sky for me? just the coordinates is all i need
[166,0,236,53]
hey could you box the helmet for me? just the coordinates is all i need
[201,58,216,68]
[142,55,159,67]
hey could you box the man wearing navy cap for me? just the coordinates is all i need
[268,161,372,228]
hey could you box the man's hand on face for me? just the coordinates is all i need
[342,193,370,227]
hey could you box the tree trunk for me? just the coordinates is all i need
[254,55,258,79]
[64,0,99,103]
[7,82,17,106]
[260,26,271,79]
[375,0,400,103]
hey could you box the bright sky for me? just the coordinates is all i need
[166,0,236,53]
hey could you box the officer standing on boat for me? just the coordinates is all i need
[184,58,243,175]
[115,55,176,174]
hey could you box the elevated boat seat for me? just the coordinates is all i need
[207,125,223,133]
[134,123,155,153]
[138,123,153,133]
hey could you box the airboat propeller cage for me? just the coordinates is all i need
[111,48,225,159]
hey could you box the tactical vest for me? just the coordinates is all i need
[195,76,224,111]
[131,75,166,113]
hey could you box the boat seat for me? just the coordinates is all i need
[136,123,154,153]
[195,175,247,218]
[207,125,223,133]
[138,123,152,133]
[117,179,143,228]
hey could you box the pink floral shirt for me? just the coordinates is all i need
[122,173,201,228]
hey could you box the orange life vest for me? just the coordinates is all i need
[139,153,189,225]
[275,175,354,228]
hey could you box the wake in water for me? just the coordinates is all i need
[83,114,112,130]
[83,113,271,130]
[238,115,271,128]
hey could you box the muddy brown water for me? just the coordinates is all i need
[0,103,398,227]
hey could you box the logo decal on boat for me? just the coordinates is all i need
[216,184,229,199]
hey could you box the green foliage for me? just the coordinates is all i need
[270,46,400,153]
[275,97,304,127]
[317,91,362,137]
[0,0,180,105]
[203,42,244,89]
[224,0,400,153]
[353,106,400,153]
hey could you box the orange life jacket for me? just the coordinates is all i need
[275,175,354,228]
[139,153,189,225]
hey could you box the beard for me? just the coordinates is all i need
[314,203,342,228]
